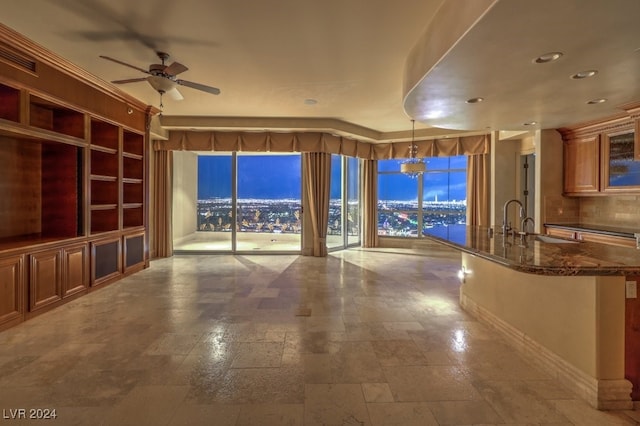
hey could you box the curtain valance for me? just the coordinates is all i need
[153,131,489,159]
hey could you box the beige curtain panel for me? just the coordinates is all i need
[466,154,490,227]
[153,150,174,258]
[154,131,489,158]
[303,152,332,257]
[361,159,379,248]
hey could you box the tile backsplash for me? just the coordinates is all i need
[545,195,640,229]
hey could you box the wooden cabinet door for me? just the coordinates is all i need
[563,136,600,194]
[29,249,62,312]
[626,276,640,401]
[601,129,640,192]
[62,243,88,298]
[0,255,24,326]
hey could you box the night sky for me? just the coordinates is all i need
[198,155,467,201]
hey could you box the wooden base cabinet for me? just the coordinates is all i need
[0,255,24,329]
[91,238,122,287]
[29,248,62,312]
[0,26,150,331]
[62,243,88,298]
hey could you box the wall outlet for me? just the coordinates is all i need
[626,280,638,299]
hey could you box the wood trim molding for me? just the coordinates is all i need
[0,22,152,114]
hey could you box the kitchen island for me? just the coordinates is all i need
[424,226,640,410]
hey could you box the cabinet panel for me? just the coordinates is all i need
[0,255,24,326]
[546,228,576,240]
[91,238,121,286]
[124,233,145,272]
[62,243,88,298]
[29,249,62,312]
[563,136,600,194]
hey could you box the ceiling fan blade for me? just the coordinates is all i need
[111,77,148,84]
[163,61,189,76]
[99,55,150,74]
[165,87,184,101]
[176,79,221,95]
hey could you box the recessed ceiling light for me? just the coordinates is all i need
[570,70,598,79]
[466,97,484,104]
[304,98,317,105]
[523,121,537,126]
[587,98,607,104]
[533,52,563,64]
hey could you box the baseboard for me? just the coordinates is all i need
[460,292,633,410]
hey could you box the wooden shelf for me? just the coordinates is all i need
[90,149,118,177]
[90,209,118,234]
[90,180,118,205]
[91,119,119,151]
[123,152,143,160]
[29,95,84,139]
[90,204,118,210]
[90,174,117,182]
[123,155,143,180]
[0,33,149,332]
[90,144,117,155]
[123,129,144,156]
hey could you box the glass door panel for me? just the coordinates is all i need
[327,155,343,250]
[174,153,232,252]
[236,154,301,252]
[347,157,360,246]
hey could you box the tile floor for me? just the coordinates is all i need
[1,244,639,425]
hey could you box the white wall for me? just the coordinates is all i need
[172,151,198,241]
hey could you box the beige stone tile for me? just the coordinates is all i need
[230,342,283,368]
[102,385,189,426]
[382,321,425,331]
[367,402,438,426]
[383,365,482,402]
[304,383,370,426]
[235,403,303,425]
[0,251,627,424]
[167,403,240,426]
[427,400,504,425]
[554,399,639,425]
[362,383,394,403]
[476,380,571,424]
[371,340,428,366]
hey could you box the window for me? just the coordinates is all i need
[378,156,466,242]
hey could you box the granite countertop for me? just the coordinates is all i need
[424,226,640,276]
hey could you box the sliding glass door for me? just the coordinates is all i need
[173,152,302,253]
[236,154,302,252]
[328,155,361,250]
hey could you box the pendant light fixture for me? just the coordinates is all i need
[400,119,426,177]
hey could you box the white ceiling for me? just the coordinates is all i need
[2,0,639,141]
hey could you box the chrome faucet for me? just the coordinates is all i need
[521,216,535,234]
[502,199,524,235]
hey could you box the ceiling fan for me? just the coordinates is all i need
[99,51,220,105]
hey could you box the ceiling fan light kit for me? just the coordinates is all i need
[99,51,220,107]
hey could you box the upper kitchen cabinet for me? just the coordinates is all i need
[563,135,600,195]
[560,105,640,196]
[601,129,640,192]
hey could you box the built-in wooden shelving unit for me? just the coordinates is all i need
[0,31,152,331]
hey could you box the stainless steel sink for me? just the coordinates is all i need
[535,235,579,244]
